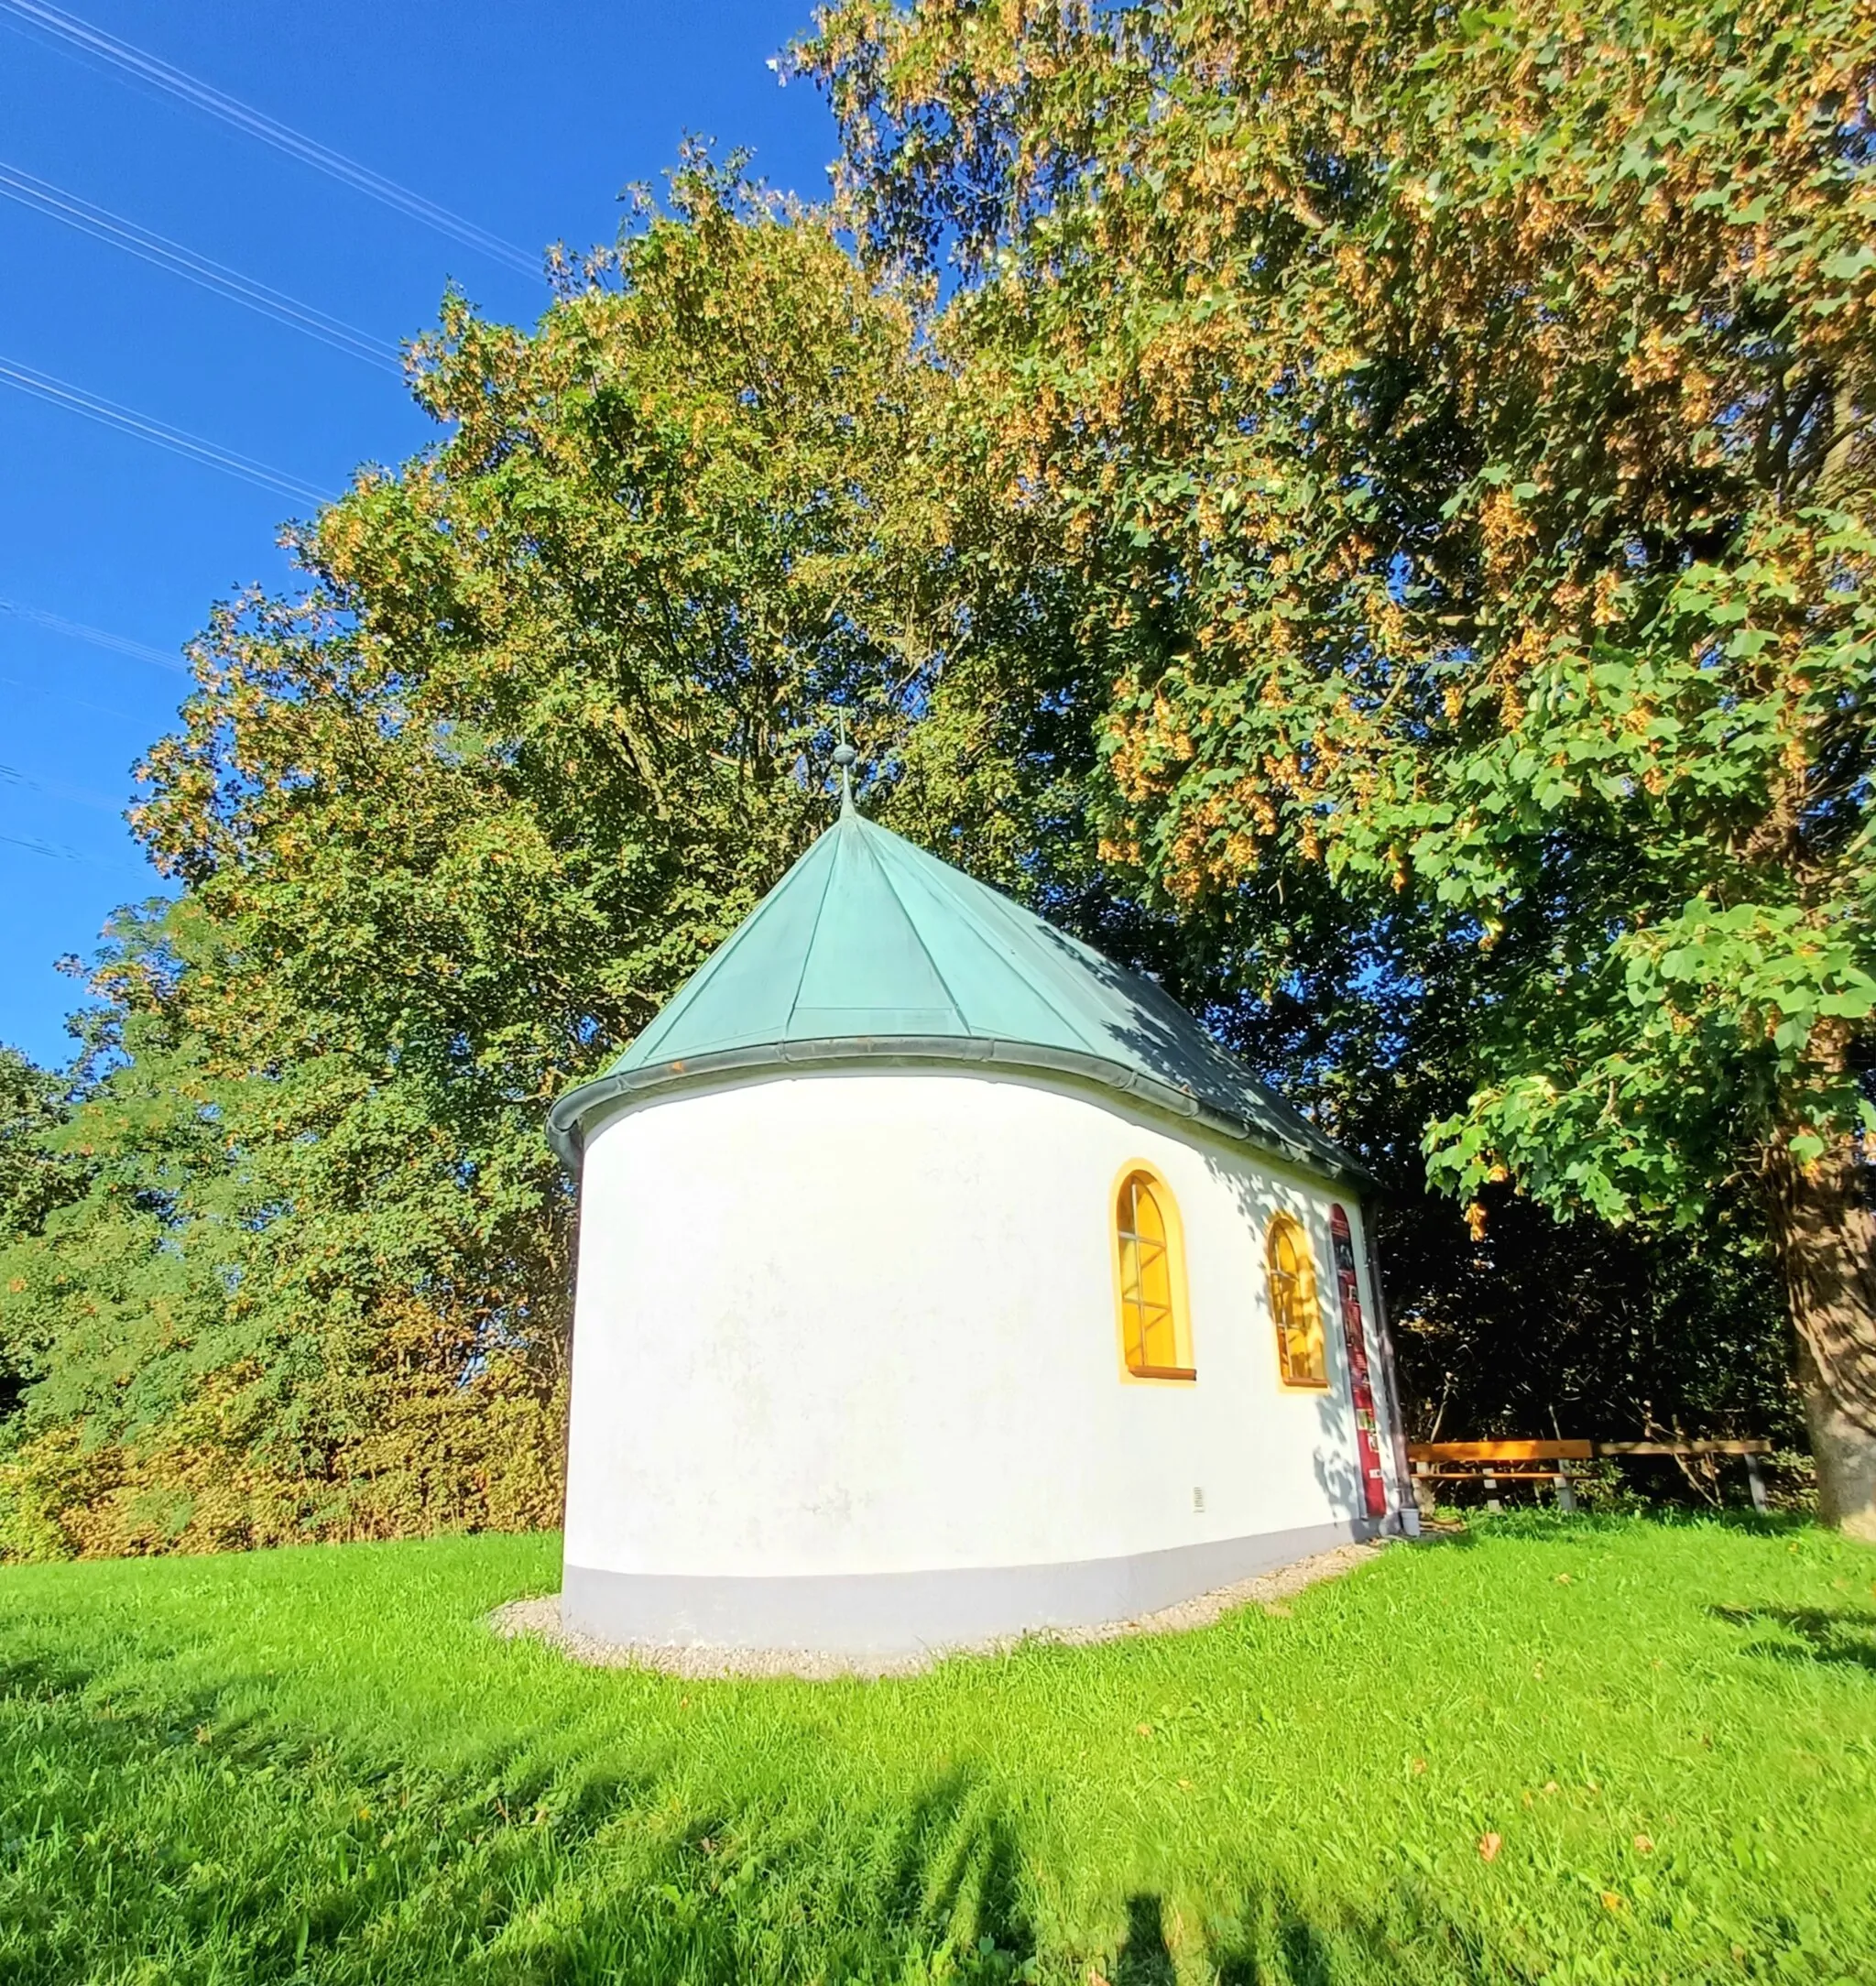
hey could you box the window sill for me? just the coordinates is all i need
[1128,1364,1198,1383]
[1280,1378,1332,1392]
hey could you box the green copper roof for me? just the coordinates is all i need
[548,805,1361,1184]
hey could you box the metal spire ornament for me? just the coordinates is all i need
[832,713,858,816]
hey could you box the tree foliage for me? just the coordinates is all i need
[0,159,944,1555]
[5,20,1859,1551]
[0,1040,87,1425]
[801,0,1876,1527]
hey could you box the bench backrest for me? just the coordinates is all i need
[1408,1440,1594,1463]
[1406,1438,1770,1462]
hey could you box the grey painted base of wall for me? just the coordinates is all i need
[562,1519,1390,1656]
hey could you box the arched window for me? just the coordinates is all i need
[1114,1168,1194,1380]
[1268,1212,1328,1388]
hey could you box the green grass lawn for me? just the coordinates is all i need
[1,1518,1872,1985]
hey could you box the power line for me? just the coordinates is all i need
[0,822,155,877]
[0,159,399,373]
[0,0,539,277]
[0,596,188,673]
[0,752,162,878]
[0,667,153,718]
[0,355,332,507]
[0,758,127,818]
[0,828,82,861]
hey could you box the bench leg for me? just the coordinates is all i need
[1484,1472,1502,1514]
[1554,1471,1577,1514]
[1744,1452,1769,1513]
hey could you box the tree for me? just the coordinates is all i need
[802,0,1876,1528]
[0,158,948,1555]
[0,1040,88,1425]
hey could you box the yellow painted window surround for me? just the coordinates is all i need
[1268,1211,1328,1387]
[1115,1168,1194,1380]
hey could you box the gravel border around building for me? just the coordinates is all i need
[487,1538,1385,1681]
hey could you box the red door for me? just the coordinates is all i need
[1331,1205,1388,1519]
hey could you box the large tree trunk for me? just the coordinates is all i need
[1764,1133,1876,1540]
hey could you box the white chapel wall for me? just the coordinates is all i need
[562,1066,1389,1584]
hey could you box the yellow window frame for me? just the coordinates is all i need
[1267,1210,1329,1388]
[1111,1162,1195,1382]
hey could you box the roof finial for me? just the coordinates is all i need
[832,712,858,818]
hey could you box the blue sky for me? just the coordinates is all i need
[0,0,832,1064]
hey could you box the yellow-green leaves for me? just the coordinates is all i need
[804,0,1876,1224]
[1,167,948,1559]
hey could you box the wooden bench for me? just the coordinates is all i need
[1407,1438,1773,1515]
[1408,1440,1593,1514]
[1594,1440,1774,1511]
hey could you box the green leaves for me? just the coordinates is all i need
[802,0,1876,1479]
[2,172,950,1559]
[1425,894,1876,1229]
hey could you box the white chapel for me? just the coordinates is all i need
[547,781,1412,1655]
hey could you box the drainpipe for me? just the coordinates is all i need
[1361,1202,1421,1537]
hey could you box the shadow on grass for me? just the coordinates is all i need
[1098,1882,1506,1986]
[0,1640,683,1981]
[1709,1603,1876,1675]
[5,1588,1772,1986]
[1113,1893,1176,1983]
[0,1628,1536,1986]
[0,1631,1044,1985]
[447,1766,1041,1984]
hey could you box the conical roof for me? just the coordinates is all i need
[548,805,1362,1184]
